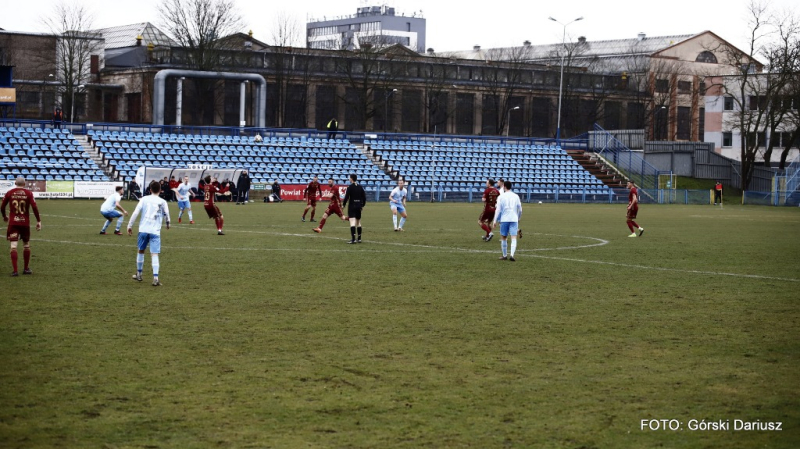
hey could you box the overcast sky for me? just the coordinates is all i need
[3,0,797,52]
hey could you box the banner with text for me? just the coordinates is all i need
[278,184,346,201]
[74,181,124,199]
[43,181,74,198]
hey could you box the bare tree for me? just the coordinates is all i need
[481,47,529,135]
[43,1,98,122]
[338,36,400,131]
[264,11,304,128]
[706,1,774,189]
[159,0,243,125]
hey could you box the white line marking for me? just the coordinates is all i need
[33,236,799,283]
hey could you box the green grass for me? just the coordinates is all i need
[676,176,743,200]
[1,199,799,448]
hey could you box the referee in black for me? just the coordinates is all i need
[342,173,367,244]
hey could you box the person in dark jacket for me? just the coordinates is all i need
[326,117,338,140]
[272,180,282,202]
[127,179,141,200]
[53,107,63,129]
[342,173,367,244]
[236,170,251,205]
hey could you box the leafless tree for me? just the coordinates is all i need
[43,1,99,122]
[706,0,789,187]
[158,0,243,125]
[481,47,529,135]
[264,11,307,128]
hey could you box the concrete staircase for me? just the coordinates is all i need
[81,136,117,181]
[566,149,626,189]
[358,143,399,180]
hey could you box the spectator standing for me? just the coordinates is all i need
[326,117,338,140]
[236,170,251,205]
[714,181,723,205]
[53,107,63,129]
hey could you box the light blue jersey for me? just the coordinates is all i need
[175,183,192,202]
[128,194,170,236]
[100,192,121,213]
[389,187,407,208]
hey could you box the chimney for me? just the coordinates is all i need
[578,36,586,44]
[426,48,435,55]
[135,35,142,47]
[637,32,646,41]
[523,40,531,47]
[473,45,481,51]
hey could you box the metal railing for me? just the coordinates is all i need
[589,124,670,190]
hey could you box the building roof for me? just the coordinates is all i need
[442,33,697,66]
[93,22,174,49]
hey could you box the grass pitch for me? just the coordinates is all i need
[1,199,799,448]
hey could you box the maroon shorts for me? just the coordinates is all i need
[7,224,31,243]
[205,205,222,219]
[627,206,638,220]
[325,204,344,218]
[307,197,317,207]
[479,207,496,223]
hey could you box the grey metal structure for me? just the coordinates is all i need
[151,69,266,128]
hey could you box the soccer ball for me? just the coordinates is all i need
[538,201,543,204]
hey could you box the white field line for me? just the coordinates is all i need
[33,231,799,283]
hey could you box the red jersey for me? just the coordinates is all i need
[629,187,638,204]
[2,187,40,227]
[304,181,321,199]
[483,187,500,210]
[204,184,219,207]
[328,186,342,208]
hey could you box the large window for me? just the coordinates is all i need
[698,107,705,141]
[695,51,718,63]
[723,96,734,111]
[655,79,669,93]
[530,97,550,137]
[401,90,421,132]
[676,107,691,140]
[603,101,620,130]
[678,81,692,94]
[456,93,474,135]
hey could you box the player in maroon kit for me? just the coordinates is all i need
[203,175,226,235]
[301,176,321,222]
[1,177,42,276]
[626,180,644,237]
[313,178,348,233]
[479,178,500,242]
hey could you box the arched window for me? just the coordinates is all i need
[696,51,718,64]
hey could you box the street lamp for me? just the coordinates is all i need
[71,84,85,123]
[384,88,397,133]
[506,106,520,137]
[549,16,583,145]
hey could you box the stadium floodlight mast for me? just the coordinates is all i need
[506,106,520,137]
[384,89,398,133]
[71,84,85,124]
[549,16,583,145]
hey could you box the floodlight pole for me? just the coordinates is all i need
[71,84,84,123]
[549,16,583,145]
[506,106,520,137]
[176,77,184,127]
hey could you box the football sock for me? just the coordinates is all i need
[151,254,159,277]
[101,220,111,232]
[311,210,315,220]
[631,220,639,229]
[627,221,635,232]
[10,249,18,272]
[115,217,124,231]
[318,217,327,228]
[393,215,398,228]
[178,210,183,220]
[357,227,362,239]
[399,217,406,228]
[510,239,517,257]
[302,209,308,219]
[220,217,224,229]
[188,210,193,221]
[481,223,491,235]
[23,247,30,269]
[136,253,144,273]
[350,226,356,240]
[501,240,508,257]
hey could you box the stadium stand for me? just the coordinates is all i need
[365,139,610,198]
[89,130,393,186]
[0,126,107,181]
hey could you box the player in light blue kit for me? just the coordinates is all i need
[389,179,408,231]
[173,176,195,224]
[127,180,171,286]
[99,185,128,235]
[492,180,522,262]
